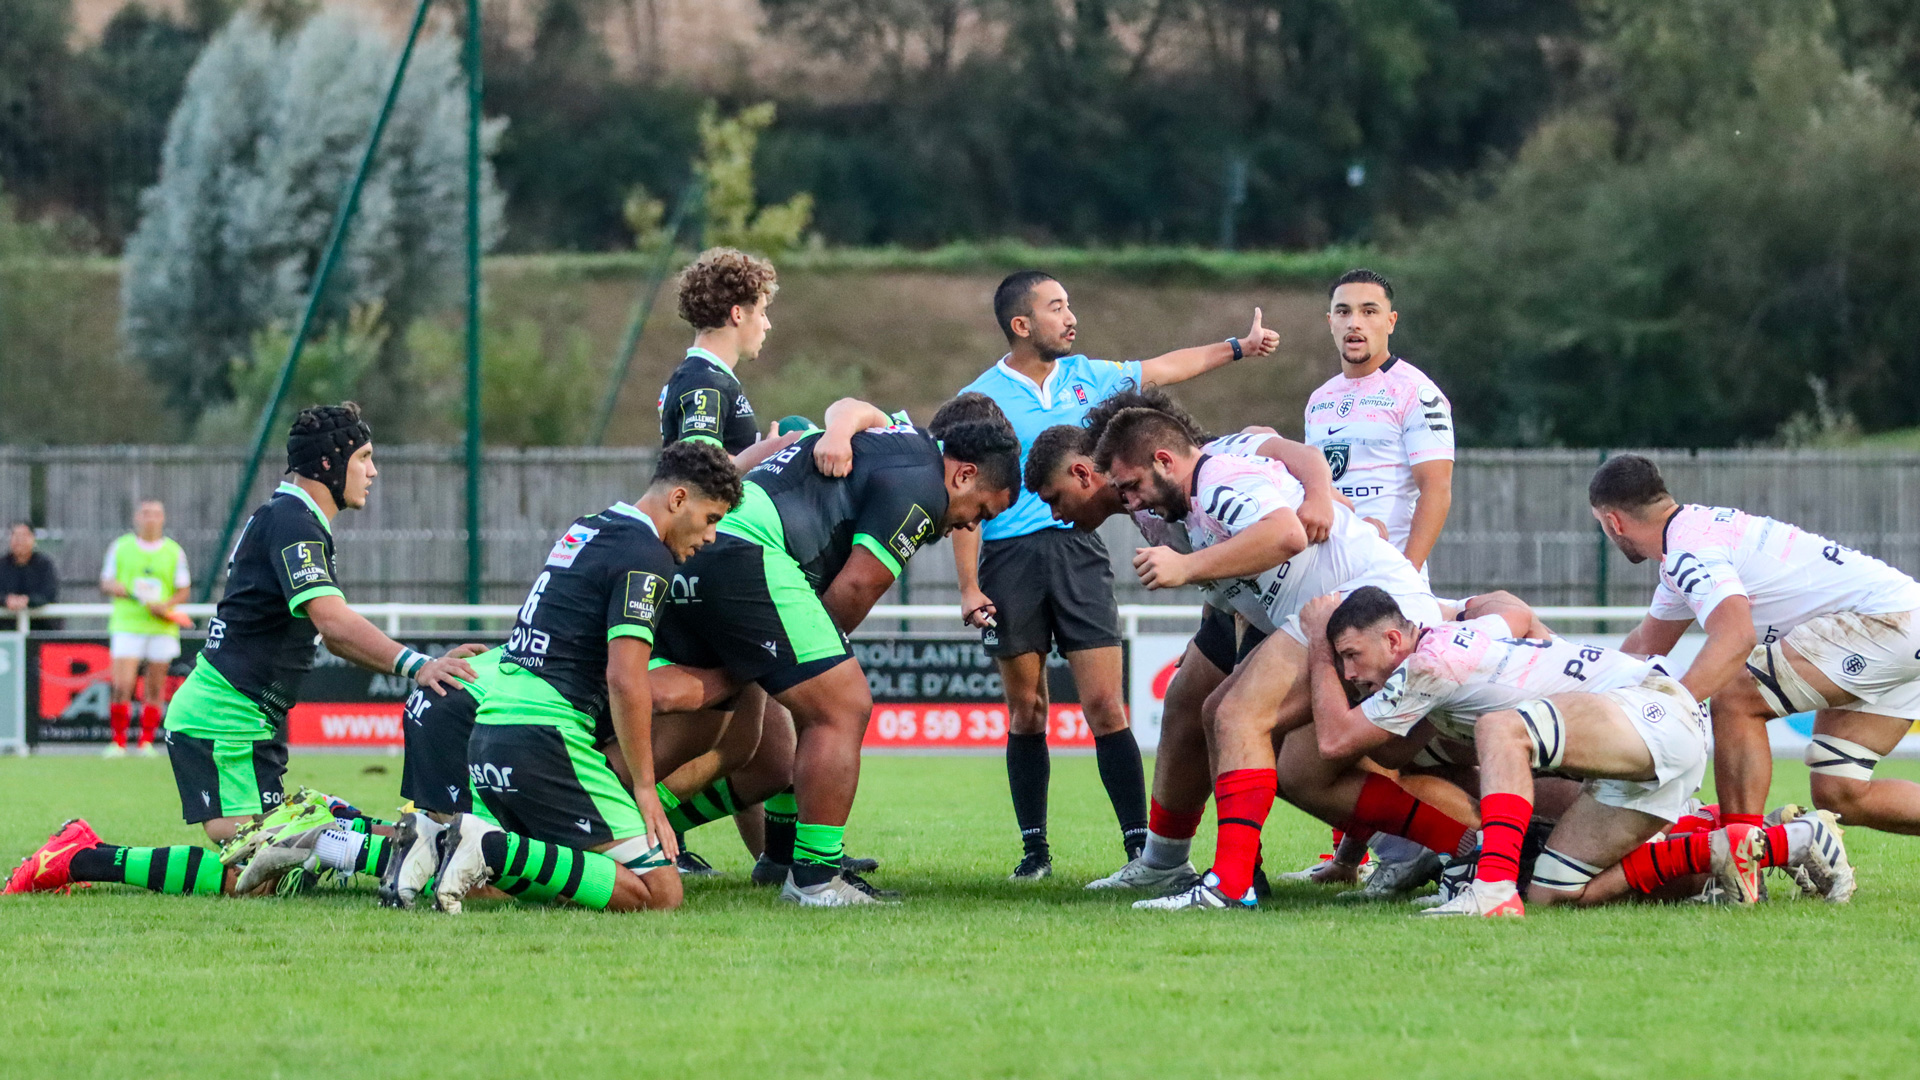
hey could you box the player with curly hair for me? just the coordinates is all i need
[659,247,797,472]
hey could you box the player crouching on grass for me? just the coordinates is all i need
[1020,388,1344,894]
[415,441,743,914]
[7,403,482,899]
[1085,409,1479,912]
[649,406,1020,906]
[1308,586,1853,917]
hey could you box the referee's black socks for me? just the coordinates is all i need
[1006,732,1051,857]
[1094,728,1150,860]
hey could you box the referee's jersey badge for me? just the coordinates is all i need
[1072,384,1088,404]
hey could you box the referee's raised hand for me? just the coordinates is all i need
[1242,307,1280,358]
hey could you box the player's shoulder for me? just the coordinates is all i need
[1661,504,1742,559]
[1202,431,1269,458]
[261,491,327,537]
[959,360,1014,397]
[670,350,736,385]
[855,423,938,455]
[1197,451,1291,493]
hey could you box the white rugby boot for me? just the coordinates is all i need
[432,814,502,915]
[1085,856,1200,893]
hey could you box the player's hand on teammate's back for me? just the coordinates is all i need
[637,786,680,861]
[415,654,478,696]
[444,642,491,660]
[1297,491,1336,544]
[1364,516,1389,540]
[1243,307,1280,358]
[1133,546,1192,590]
[1299,593,1343,640]
[813,429,854,477]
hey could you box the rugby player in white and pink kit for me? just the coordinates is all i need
[1299,268,1457,892]
[1089,408,1483,911]
[1591,453,1920,844]
[1305,586,1853,916]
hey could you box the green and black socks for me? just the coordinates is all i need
[70,845,224,896]
[764,786,799,864]
[480,831,617,910]
[657,778,744,835]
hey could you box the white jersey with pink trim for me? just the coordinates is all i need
[1128,433,1271,554]
[1648,504,1920,637]
[1183,453,1430,634]
[1303,357,1453,549]
[1362,615,1654,740]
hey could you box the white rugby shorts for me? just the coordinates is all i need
[109,631,181,663]
[1780,609,1920,721]
[1585,671,1708,824]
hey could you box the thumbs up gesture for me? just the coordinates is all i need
[1241,307,1280,358]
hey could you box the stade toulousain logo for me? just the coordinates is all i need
[1322,444,1350,482]
[1843,653,1868,677]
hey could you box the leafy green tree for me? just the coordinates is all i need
[1401,0,1920,446]
[698,102,813,256]
[120,10,503,430]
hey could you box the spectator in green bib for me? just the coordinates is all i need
[99,499,192,758]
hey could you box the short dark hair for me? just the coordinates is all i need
[1588,454,1671,512]
[994,270,1058,342]
[651,440,743,509]
[1092,407,1198,472]
[1082,387,1210,448]
[1326,586,1413,647]
[941,419,1023,494]
[1024,425,1090,493]
[929,392,1011,441]
[1329,268,1393,303]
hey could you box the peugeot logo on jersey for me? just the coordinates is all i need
[1322,443,1350,481]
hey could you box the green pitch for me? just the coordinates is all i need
[4,754,1918,1080]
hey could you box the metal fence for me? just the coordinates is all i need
[9,445,1920,610]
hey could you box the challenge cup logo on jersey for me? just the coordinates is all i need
[681,388,723,433]
[280,542,333,589]
[625,571,666,625]
[1322,443,1350,481]
[545,523,600,568]
[889,505,935,563]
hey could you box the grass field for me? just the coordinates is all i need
[4,753,1919,1080]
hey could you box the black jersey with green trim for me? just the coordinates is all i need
[502,503,676,720]
[732,425,949,589]
[196,483,343,719]
[657,350,758,453]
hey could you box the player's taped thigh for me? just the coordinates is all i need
[1804,734,1882,781]
[1514,699,1566,771]
[1746,641,1827,718]
[603,835,667,871]
[1529,847,1602,893]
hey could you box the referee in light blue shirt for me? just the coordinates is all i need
[952,270,1279,882]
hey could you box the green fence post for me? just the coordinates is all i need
[198,0,437,601]
[463,0,485,605]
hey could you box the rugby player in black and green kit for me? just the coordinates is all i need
[427,441,743,913]
[6,403,480,899]
[655,245,803,875]
[655,409,1022,905]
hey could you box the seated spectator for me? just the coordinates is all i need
[2,522,60,630]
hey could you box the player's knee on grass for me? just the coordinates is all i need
[201,816,249,845]
[612,864,683,912]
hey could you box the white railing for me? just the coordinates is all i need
[13,602,1655,637]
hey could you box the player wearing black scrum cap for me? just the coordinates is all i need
[162,403,480,844]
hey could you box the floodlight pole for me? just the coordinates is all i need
[199,0,436,602]
[463,0,485,604]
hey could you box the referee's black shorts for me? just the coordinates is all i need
[977,527,1122,658]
